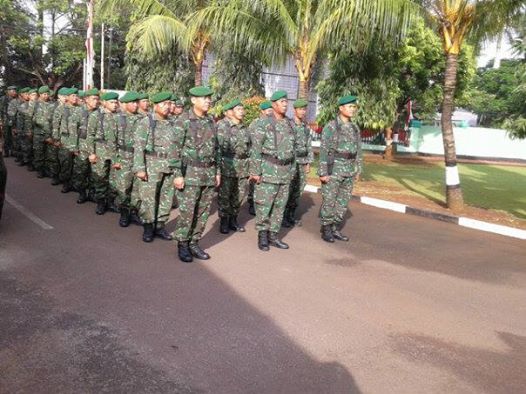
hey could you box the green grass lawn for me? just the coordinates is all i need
[309,157,526,219]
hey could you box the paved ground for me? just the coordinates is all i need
[1,158,525,394]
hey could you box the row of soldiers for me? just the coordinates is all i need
[0,84,362,262]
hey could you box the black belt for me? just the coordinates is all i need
[118,146,134,153]
[223,152,249,160]
[146,151,168,159]
[262,153,294,166]
[333,151,357,160]
[185,159,215,168]
[296,151,308,158]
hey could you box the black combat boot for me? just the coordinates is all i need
[61,183,72,193]
[51,177,60,185]
[269,232,289,249]
[258,231,269,251]
[130,209,143,225]
[95,200,107,215]
[142,223,154,243]
[229,216,245,232]
[178,242,193,263]
[321,225,335,243]
[76,190,88,204]
[332,223,349,241]
[189,243,210,260]
[220,216,230,234]
[119,208,131,227]
[155,225,173,240]
[248,201,256,216]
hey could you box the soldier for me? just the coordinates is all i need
[32,86,53,178]
[318,95,362,243]
[247,100,273,216]
[249,90,296,251]
[1,86,18,157]
[133,92,178,242]
[21,88,39,170]
[14,88,30,165]
[56,88,80,193]
[172,98,184,117]
[283,99,313,227]
[172,86,220,263]
[87,91,119,215]
[67,88,100,204]
[48,87,68,185]
[112,91,140,227]
[217,98,250,234]
[137,93,150,117]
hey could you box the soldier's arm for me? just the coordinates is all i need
[168,117,186,178]
[249,121,265,177]
[132,117,149,174]
[86,111,98,155]
[318,122,334,177]
[214,126,221,177]
[355,126,363,175]
[51,110,61,140]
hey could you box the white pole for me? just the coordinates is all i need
[100,23,105,89]
[85,0,94,89]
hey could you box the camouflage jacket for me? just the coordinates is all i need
[32,100,54,137]
[51,103,65,140]
[16,101,29,134]
[86,109,119,161]
[0,96,8,125]
[57,104,78,146]
[114,111,140,163]
[217,118,251,178]
[249,113,296,184]
[292,119,314,165]
[318,116,363,178]
[133,113,181,176]
[68,105,97,157]
[7,98,20,127]
[173,109,220,186]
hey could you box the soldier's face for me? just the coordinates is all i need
[68,94,79,106]
[85,95,100,110]
[29,93,38,101]
[262,108,273,117]
[105,99,119,112]
[340,103,358,119]
[59,95,67,104]
[125,101,139,113]
[232,105,245,121]
[294,107,307,120]
[139,99,149,111]
[272,98,288,116]
[191,96,212,113]
[40,93,50,101]
[174,105,184,115]
[155,101,171,117]
[8,90,17,98]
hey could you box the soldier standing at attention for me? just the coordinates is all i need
[137,93,150,117]
[22,88,39,171]
[32,86,53,178]
[172,86,220,263]
[247,100,272,216]
[318,95,362,243]
[56,88,80,193]
[283,99,313,227]
[87,91,119,215]
[112,91,140,227]
[217,98,250,234]
[68,88,100,204]
[249,91,296,251]
[133,92,177,242]
[48,88,68,185]
[2,86,18,157]
[14,88,30,165]
[172,99,184,117]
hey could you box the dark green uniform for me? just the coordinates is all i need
[32,100,54,175]
[5,97,20,156]
[68,105,96,194]
[56,104,77,186]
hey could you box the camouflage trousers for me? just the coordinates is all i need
[173,185,215,243]
[254,181,290,233]
[110,158,136,209]
[32,133,48,173]
[57,147,73,183]
[19,133,33,164]
[45,144,60,178]
[3,125,13,154]
[320,175,354,226]
[139,171,174,226]
[71,155,90,193]
[286,162,307,210]
[91,158,110,202]
[248,180,255,204]
[218,175,249,218]
[11,128,21,158]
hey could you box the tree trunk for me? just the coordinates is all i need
[298,78,309,100]
[383,127,395,160]
[194,59,203,86]
[441,53,464,212]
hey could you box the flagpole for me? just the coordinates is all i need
[85,0,95,90]
[100,23,105,90]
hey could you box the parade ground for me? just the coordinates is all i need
[1,159,525,394]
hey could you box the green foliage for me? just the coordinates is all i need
[242,96,266,126]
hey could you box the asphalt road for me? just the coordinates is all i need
[1,158,525,394]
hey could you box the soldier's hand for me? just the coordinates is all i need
[88,154,97,164]
[304,164,310,174]
[112,163,122,170]
[173,176,184,190]
[45,138,53,144]
[320,175,330,184]
[136,171,148,181]
[250,175,261,184]
[215,175,221,187]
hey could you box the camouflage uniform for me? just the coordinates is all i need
[15,100,29,163]
[285,119,313,216]
[133,113,178,227]
[250,114,296,233]
[5,98,20,156]
[32,100,54,175]
[47,102,62,180]
[172,110,220,243]
[217,118,251,218]
[318,117,363,227]
[68,106,96,193]
[111,111,140,210]
[55,104,77,185]
[247,115,266,213]
[21,99,37,165]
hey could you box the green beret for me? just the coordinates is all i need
[120,91,140,103]
[57,87,68,95]
[137,93,149,100]
[223,98,242,111]
[20,87,31,93]
[151,91,172,104]
[338,95,358,106]
[68,87,79,95]
[259,101,272,110]
[293,99,308,108]
[7,86,17,91]
[85,88,99,97]
[28,88,38,94]
[100,91,119,101]
[78,90,86,98]
[270,90,287,101]
[38,86,51,94]
[189,86,213,97]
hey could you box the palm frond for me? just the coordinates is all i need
[127,15,187,57]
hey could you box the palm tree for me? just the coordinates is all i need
[187,0,414,99]
[425,0,525,211]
